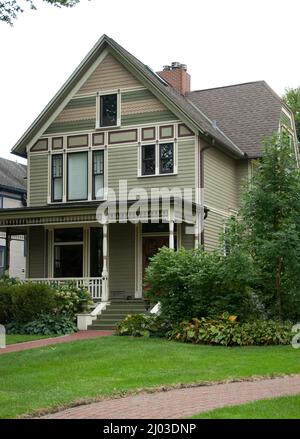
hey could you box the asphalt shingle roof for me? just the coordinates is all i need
[186,81,283,158]
[0,157,27,192]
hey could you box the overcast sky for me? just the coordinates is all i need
[1,0,299,164]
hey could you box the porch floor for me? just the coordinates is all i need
[0,330,114,354]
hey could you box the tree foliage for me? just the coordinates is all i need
[0,0,80,25]
[283,87,300,141]
[224,134,300,321]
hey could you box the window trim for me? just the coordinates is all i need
[51,154,63,202]
[67,151,89,202]
[92,150,105,200]
[96,90,121,129]
[139,141,177,177]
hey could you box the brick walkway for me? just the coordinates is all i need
[39,375,300,419]
[0,330,114,354]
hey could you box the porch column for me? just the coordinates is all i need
[101,223,109,301]
[169,220,175,250]
[194,215,199,249]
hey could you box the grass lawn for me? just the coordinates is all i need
[0,336,299,418]
[191,394,300,419]
[6,334,56,345]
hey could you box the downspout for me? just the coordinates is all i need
[199,137,211,247]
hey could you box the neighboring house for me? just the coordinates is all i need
[0,157,27,279]
[0,35,297,309]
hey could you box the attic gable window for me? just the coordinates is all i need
[97,92,120,128]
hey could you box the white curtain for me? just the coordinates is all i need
[68,152,88,200]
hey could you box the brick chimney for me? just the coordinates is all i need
[157,62,191,95]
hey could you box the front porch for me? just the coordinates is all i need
[0,201,199,302]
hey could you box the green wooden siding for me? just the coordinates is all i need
[44,119,96,135]
[204,147,238,211]
[236,160,249,202]
[108,139,195,195]
[109,223,135,295]
[122,110,176,126]
[44,111,176,135]
[65,96,96,109]
[204,210,224,252]
[121,89,154,103]
[28,226,46,277]
[29,154,48,206]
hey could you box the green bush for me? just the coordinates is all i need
[6,314,77,336]
[53,282,93,316]
[168,314,292,346]
[116,314,172,338]
[0,285,13,324]
[145,247,258,323]
[10,283,56,323]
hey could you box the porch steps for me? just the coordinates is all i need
[87,299,149,330]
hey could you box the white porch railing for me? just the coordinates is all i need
[23,277,103,301]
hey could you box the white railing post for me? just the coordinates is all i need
[169,219,175,250]
[101,223,109,301]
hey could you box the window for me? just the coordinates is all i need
[67,152,88,201]
[142,144,156,176]
[160,143,174,174]
[100,93,118,127]
[52,155,63,202]
[0,247,5,268]
[54,228,83,277]
[93,150,104,199]
[141,143,175,176]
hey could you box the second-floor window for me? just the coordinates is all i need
[52,154,63,202]
[93,150,104,199]
[67,152,88,201]
[51,150,105,203]
[141,143,174,176]
[99,93,118,127]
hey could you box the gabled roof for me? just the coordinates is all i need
[187,81,285,158]
[12,35,245,159]
[0,157,27,192]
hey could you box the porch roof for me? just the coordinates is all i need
[0,199,206,228]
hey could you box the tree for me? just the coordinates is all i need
[283,87,300,142]
[0,0,80,25]
[224,135,300,321]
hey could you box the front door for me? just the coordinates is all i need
[142,236,169,274]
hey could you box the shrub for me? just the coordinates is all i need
[11,283,56,323]
[53,283,92,317]
[0,285,13,324]
[6,314,77,336]
[168,314,292,346]
[145,247,258,323]
[116,314,172,338]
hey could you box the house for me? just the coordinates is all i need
[0,157,27,279]
[0,35,297,325]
